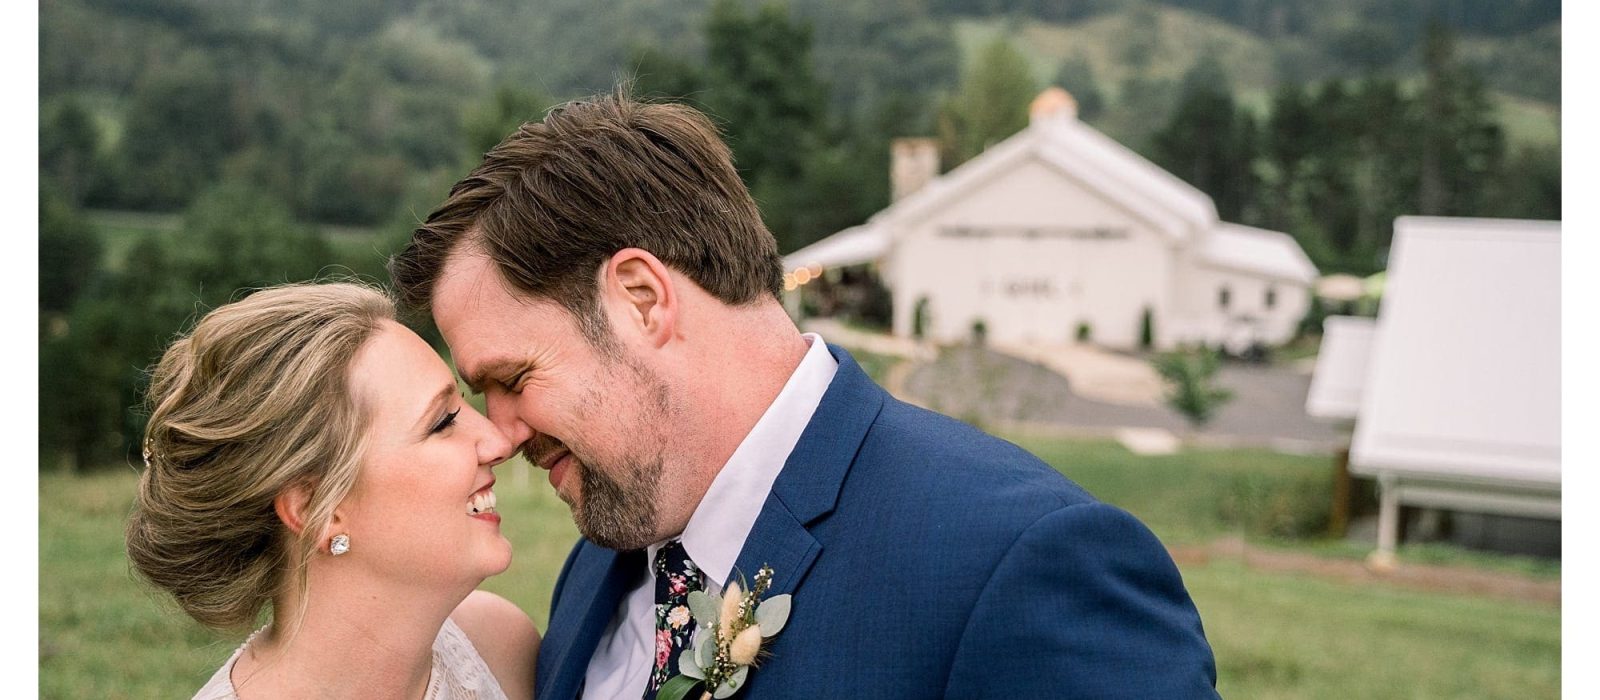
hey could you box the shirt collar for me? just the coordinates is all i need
[661,333,838,587]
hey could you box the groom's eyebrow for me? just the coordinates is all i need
[459,359,521,395]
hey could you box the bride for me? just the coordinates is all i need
[126,282,539,699]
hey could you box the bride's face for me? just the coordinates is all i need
[338,321,515,587]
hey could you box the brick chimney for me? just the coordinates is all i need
[890,137,940,202]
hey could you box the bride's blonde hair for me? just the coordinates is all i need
[126,282,394,631]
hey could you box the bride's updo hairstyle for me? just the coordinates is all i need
[126,282,394,631]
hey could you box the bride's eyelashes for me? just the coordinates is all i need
[430,408,462,434]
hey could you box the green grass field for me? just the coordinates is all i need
[40,440,1558,698]
[1013,433,1334,544]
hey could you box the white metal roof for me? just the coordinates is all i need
[871,114,1219,244]
[782,222,888,273]
[1349,216,1561,488]
[1305,316,1377,420]
[1040,117,1218,237]
[1199,222,1320,284]
[791,102,1317,284]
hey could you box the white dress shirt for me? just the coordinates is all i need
[581,333,838,699]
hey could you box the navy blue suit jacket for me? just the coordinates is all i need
[534,345,1218,699]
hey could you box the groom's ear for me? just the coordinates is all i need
[604,248,675,348]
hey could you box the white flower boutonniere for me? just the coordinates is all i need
[659,564,792,700]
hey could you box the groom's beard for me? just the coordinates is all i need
[527,354,673,551]
[523,438,664,551]
[572,449,664,551]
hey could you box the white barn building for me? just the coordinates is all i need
[784,88,1318,351]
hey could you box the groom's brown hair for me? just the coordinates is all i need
[389,90,782,347]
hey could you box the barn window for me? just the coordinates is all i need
[1218,286,1231,310]
[1265,286,1277,309]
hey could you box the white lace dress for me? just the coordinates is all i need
[192,617,508,700]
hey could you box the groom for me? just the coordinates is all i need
[390,93,1218,698]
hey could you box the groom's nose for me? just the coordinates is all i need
[485,389,536,446]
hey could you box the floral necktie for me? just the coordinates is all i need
[645,539,704,699]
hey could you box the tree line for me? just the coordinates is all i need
[39,0,1559,470]
[1146,21,1557,273]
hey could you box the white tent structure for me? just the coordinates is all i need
[783,88,1317,351]
[1341,216,1561,562]
[1305,316,1378,421]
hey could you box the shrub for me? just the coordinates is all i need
[1152,346,1234,428]
[1218,469,1332,538]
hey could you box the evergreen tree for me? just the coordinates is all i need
[1302,79,1362,257]
[1051,53,1105,121]
[40,98,100,206]
[1260,82,1317,233]
[1418,20,1505,216]
[40,236,188,470]
[117,51,241,209]
[704,0,826,184]
[41,184,337,470]
[701,0,829,252]
[463,85,556,159]
[937,35,1037,169]
[39,191,102,315]
[1103,73,1180,148]
[1346,77,1422,259]
[1485,144,1561,220]
[175,182,334,307]
[791,0,959,120]
[628,46,708,104]
[1151,56,1259,221]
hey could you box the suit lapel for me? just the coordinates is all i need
[545,346,885,698]
[539,545,645,700]
[730,344,884,597]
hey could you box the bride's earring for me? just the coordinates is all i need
[329,533,351,556]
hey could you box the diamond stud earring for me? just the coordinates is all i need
[329,533,350,556]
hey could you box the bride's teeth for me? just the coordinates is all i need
[467,490,497,515]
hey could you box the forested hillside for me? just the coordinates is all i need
[39,0,1560,470]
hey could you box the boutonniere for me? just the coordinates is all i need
[659,564,792,700]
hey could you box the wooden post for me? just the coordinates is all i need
[1327,445,1352,538]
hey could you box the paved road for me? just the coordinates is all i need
[901,345,1348,451]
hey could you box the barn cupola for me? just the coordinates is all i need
[1029,87,1078,125]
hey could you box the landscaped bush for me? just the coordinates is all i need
[1218,468,1332,538]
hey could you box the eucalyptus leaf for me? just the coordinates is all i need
[755,594,792,637]
[678,649,704,680]
[713,664,750,699]
[657,674,702,700]
[687,590,720,629]
[696,632,717,669]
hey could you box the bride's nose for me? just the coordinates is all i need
[474,409,515,467]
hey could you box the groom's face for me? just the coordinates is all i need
[432,251,675,551]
